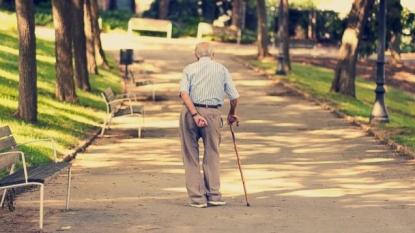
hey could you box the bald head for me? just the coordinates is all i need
[195,42,214,59]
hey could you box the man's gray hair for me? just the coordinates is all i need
[195,42,214,57]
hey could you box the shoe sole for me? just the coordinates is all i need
[189,203,207,208]
[208,201,226,206]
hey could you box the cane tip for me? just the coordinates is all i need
[247,203,251,207]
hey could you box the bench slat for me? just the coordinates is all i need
[0,152,19,171]
[0,125,13,138]
[114,106,143,117]
[0,162,71,187]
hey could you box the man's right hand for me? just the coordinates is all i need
[194,114,208,128]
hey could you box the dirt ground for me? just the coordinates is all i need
[1,38,415,233]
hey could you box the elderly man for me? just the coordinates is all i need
[179,42,240,208]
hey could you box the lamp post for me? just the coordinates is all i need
[275,0,286,75]
[369,0,389,124]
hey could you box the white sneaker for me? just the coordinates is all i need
[189,202,208,208]
[208,200,226,206]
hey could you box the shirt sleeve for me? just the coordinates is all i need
[223,68,240,100]
[179,68,190,98]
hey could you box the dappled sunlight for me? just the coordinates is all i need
[237,79,274,87]
[282,188,350,198]
[36,54,55,64]
[145,120,178,128]
[0,44,18,55]
[74,156,121,168]
[307,129,366,138]
[0,69,17,81]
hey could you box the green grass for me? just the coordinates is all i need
[245,57,415,150]
[0,30,122,167]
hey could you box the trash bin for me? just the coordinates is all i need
[120,49,133,65]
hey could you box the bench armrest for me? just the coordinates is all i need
[115,93,136,100]
[108,98,132,106]
[0,151,29,183]
[15,138,58,163]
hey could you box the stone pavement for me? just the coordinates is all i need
[2,36,415,233]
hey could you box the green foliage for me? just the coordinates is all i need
[100,9,135,31]
[245,57,415,150]
[0,30,122,165]
[34,9,53,27]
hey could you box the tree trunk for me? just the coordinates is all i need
[52,0,78,102]
[90,0,110,70]
[308,9,316,40]
[390,32,401,65]
[256,0,270,59]
[15,0,37,122]
[388,0,402,65]
[231,0,241,29]
[84,0,99,74]
[72,0,91,91]
[330,0,375,98]
[159,0,169,19]
[282,0,291,70]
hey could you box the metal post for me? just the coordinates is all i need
[276,0,286,75]
[369,0,389,124]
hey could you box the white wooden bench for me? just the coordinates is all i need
[196,22,238,40]
[101,87,145,138]
[0,125,72,231]
[127,18,172,39]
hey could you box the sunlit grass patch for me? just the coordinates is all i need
[244,56,415,150]
[0,29,122,166]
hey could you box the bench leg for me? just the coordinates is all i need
[66,167,72,211]
[101,116,112,137]
[100,118,107,137]
[1,164,15,207]
[0,189,6,207]
[39,184,44,231]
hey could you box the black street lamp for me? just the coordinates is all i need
[275,0,286,75]
[369,0,390,123]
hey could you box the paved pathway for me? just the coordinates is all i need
[2,36,415,233]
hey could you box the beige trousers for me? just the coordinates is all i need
[179,105,223,204]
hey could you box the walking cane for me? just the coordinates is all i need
[230,123,251,207]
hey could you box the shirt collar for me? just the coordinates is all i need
[199,57,211,62]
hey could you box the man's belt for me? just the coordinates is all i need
[193,103,221,108]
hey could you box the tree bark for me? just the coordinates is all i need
[308,9,316,40]
[231,0,241,29]
[159,0,169,19]
[15,0,37,122]
[256,0,270,59]
[72,0,91,91]
[390,32,401,65]
[52,0,78,102]
[84,0,98,74]
[388,0,402,65]
[282,0,291,70]
[330,0,375,98]
[90,0,110,70]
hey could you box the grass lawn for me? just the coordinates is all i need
[243,56,415,152]
[0,30,122,167]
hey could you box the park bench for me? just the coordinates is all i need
[101,87,145,138]
[129,69,156,102]
[197,22,238,41]
[0,125,72,231]
[127,18,173,39]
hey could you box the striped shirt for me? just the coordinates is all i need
[179,57,240,106]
